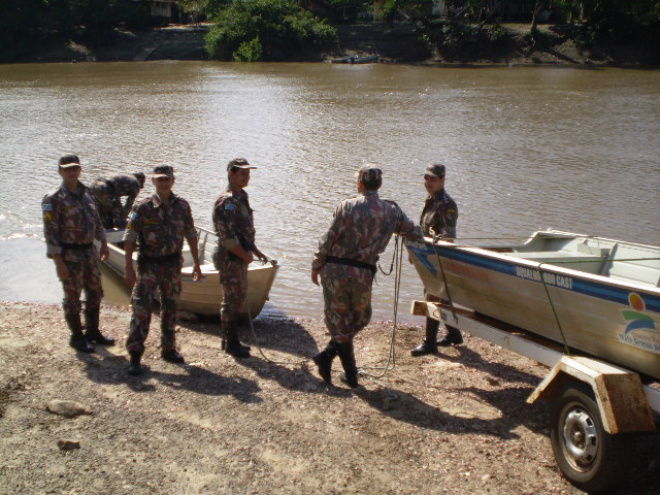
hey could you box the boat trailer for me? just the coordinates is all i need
[411,300,660,493]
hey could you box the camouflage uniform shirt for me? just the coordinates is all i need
[107,174,142,217]
[420,188,458,238]
[313,191,422,271]
[212,184,256,267]
[123,193,196,258]
[42,182,106,262]
[91,174,142,228]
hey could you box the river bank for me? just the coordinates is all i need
[17,22,660,67]
[1,301,659,494]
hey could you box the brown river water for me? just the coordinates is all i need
[0,61,658,323]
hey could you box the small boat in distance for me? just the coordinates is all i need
[331,55,380,64]
[406,230,660,380]
[101,227,279,318]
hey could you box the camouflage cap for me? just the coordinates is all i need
[425,163,446,178]
[227,158,257,171]
[357,164,383,182]
[58,154,82,169]
[153,165,174,179]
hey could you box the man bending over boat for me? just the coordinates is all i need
[212,158,268,358]
[411,163,462,357]
[91,172,146,229]
[122,165,202,376]
[311,165,422,388]
[42,154,114,353]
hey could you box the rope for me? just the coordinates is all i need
[537,262,572,355]
[430,235,459,324]
[243,261,308,366]
[360,236,404,379]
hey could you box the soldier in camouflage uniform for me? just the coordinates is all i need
[411,163,461,357]
[42,154,114,353]
[212,158,267,358]
[123,165,202,375]
[91,172,146,229]
[311,165,422,387]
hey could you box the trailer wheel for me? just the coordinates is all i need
[550,383,633,493]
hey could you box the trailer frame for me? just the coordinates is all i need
[411,300,660,492]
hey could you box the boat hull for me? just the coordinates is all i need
[406,232,660,379]
[101,228,278,317]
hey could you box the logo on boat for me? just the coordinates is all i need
[618,292,660,354]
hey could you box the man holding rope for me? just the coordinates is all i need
[212,158,268,358]
[312,164,421,388]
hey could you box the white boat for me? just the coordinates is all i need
[101,227,279,317]
[406,229,660,380]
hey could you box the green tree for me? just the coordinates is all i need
[205,0,337,61]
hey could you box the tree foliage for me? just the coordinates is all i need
[0,0,149,62]
[205,0,337,61]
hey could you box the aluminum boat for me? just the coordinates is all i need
[406,229,660,379]
[101,227,279,317]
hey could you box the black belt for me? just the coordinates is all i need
[60,242,93,250]
[326,256,376,274]
[138,251,182,266]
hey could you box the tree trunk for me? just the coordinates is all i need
[529,0,545,36]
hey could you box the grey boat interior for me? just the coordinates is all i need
[484,231,660,288]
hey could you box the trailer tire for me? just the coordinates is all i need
[550,383,633,493]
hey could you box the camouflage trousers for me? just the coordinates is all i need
[60,256,103,316]
[218,256,247,325]
[94,188,125,229]
[126,261,182,355]
[320,263,374,343]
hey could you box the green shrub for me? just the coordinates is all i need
[234,36,263,61]
[205,0,337,61]
[485,23,508,43]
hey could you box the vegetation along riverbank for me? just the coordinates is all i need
[2,1,659,67]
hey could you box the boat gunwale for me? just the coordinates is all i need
[413,235,660,297]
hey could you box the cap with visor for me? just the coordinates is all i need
[58,154,82,169]
[153,165,174,179]
[227,158,257,171]
[424,163,446,178]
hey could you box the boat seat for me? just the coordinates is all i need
[601,243,660,287]
[506,251,603,262]
[503,250,605,274]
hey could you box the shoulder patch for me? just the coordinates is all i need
[42,203,53,212]
[225,203,235,211]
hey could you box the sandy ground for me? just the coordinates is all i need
[1,301,659,495]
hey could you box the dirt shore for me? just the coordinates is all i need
[1,301,658,494]
[23,22,659,67]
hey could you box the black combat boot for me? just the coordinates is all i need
[312,340,338,384]
[224,320,250,358]
[411,318,439,356]
[65,313,94,353]
[127,352,143,375]
[161,349,185,364]
[84,305,115,346]
[437,325,463,347]
[337,341,359,388]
